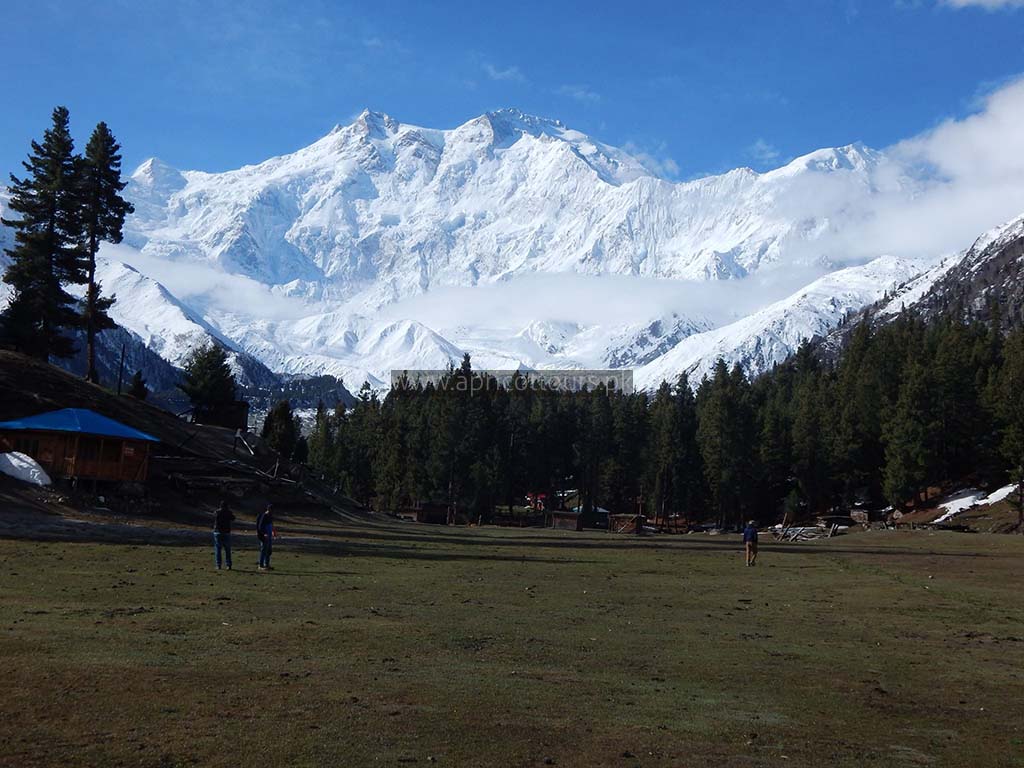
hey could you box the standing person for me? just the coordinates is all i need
[213,501,234,570]
[743,519,759,567]
[256,504,275,570]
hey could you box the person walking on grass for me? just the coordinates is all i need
[743,519,759,567]
[256,504,275,570]
[213,501,234,570]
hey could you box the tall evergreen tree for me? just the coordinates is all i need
[833,321,885,504]
[79,122,134,383]
[179,344,238,414]
[791,376,833,515]
[757,384,792,513]
[127,369,148,400]
[346,382,381,507]
[292,435,309,464]
[671,373,705,520]
[996,329,1024,531]
[696,360,756,528]
[307,400,334,474]
[882,361,938,508]
[262,399,299,460]
[647,381,679,524]
[1,106,86,359]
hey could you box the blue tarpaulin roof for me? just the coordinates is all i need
[0,408,159,443]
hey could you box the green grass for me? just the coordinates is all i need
[1,524,1023,767]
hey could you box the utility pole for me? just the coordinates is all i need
[116,343,126,395]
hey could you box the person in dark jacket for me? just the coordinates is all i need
[256,504,275,570]
[213,501,235,570]
[742,519,759,567]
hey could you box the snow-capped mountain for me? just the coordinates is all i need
[0,108,989,390]
[635,255,936,388]
[908,212,1024,329]
[849,211,1024,332]
[125,109,897,300]
[93,258,230,367]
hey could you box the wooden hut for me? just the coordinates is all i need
[546,509,582,531]
[0,408,159,482]
[396,502,451,525]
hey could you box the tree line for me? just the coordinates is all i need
[295,314,1023,529]
[1,106,133,383]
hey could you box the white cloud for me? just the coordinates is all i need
[556,84,602,104]
[777,75,1024,265]
[483,63,526,83]
[377,269,822,333]
[100,242,309,323]
[622,141,680,179]
[747,138,781,167]
[940,0,1024,9]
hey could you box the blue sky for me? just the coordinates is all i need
[3,0,1024,180]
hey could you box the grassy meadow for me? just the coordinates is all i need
[1,523,1023,767]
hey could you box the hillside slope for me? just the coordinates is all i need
[821,211,1024,356]
[0,351,253,461]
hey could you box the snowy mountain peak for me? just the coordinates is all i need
[484,108,566,138]
[353,108,401,138]
[967,210,1024,255]
[131,157,185,188]
[770,142,881,177]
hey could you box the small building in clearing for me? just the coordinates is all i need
[0,408,159,483]
[546,509,582,531]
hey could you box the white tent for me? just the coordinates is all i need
[0,452,52,487]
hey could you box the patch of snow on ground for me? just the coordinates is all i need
[933,489,986,524]
[0,452,52,486]
[982,484,1016,505]
[934,484,1016,524]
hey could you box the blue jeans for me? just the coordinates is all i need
[259,536,272,568]
[214,532,232,569]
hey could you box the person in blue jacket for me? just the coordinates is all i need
[743,519,759,567]
[256,504,275,570]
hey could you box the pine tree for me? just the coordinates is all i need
[696,360,756,528]
[179,344,238,416]
[600,390,645,517]
[346,382,381,507]
[292,435,309,464]
[882,360,937,509]
[499,377,532,515]
[79,122,134,383]
[575,387,612,522]
[696,367,727,527]
[996,329,1024,531]
[261,399,299,459]
[127,369,148,400]
[1,106,87,359]
[758,385,792,514]
[672,373,704,520]
[833,321,885,505]
[307,400,334,474]
[791,376,832,515]
[647,382,679,524]
[375,384,413,511]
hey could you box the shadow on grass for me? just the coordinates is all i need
[0,507,1012,563]
[271,523,1016,561]
[0,527,598,565]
